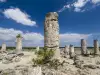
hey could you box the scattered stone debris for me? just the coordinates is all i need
[0,65,42,75]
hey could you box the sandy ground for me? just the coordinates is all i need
[0,51,36,70]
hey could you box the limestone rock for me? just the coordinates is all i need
[16,34,23,54]
[0,69,15,75]
[63,45,69,58]
[0,43,7,53]
[15,65,42,75]
[44,12,60,59]
[12,56,21,62]
[36,46,40,52]
[94,40,100,55]
[69,45,75,58]
[83,64,98,69]
[81,39,88,55]
[74,55,84,69]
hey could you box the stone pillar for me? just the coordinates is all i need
[36,46,40,52]
[1,43,6,52]
[94,40,99,55]
[16,34,22,53]
[64,45,69,55]
[44,12,60,59]
[69,45,75,58]
[81,39,87,55]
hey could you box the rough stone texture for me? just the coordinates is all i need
[16,37,22,54]
[1,50,100,75]
[15,65,42,75]
[69,45,75,58]
[73,55,100,69]
[1,53,21,64]
[94,40,100,55]
[81,39,87,55]
[74,55,84,69]
[0,66,42,75]
[44,12,60,59]
[62,45,70,58]
[36,46,40,52]
[64,45,69,55]
[0,43,6,52]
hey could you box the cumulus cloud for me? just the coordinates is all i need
[92,0,100,4]
[0,27,43,47]
[74,8,81,12]
[60,33,92,46]
[3,8,36,26]
[73,0,89,8]
[58,0,100,12]
[0,27,94,47]
[60,33,91,43]
[0,0,6,2]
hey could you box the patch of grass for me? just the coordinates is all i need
[32,46,55,65]
[16,34,22,38]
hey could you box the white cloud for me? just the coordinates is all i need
[92,0,100,4]
[58,0,100,12]
[0,28,22,40]
[0,27,43,47]
[60,33,91,43]
[3,8,36,26]
[0,0,6,2]
[73,0,89,12]
[60,33,92,46]
[74,8,81,12]
[0,27,95,47]
[73,0,88,8]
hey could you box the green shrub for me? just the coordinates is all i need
[16,34,22,38]
[32,46,55,65]
[49,59,60,70]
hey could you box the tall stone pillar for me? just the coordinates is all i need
[16,34,22,53]
[1,43,6,52]
[64,45,69,55]
[81,39,87,55]
[69,45,75,58]
[94,40,99,55]
[44,12,60,59]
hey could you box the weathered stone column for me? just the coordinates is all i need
[81,39,87,55]
[1,43,6,52]
[69,45,75,58]
[94,40,99,55]
[44,12,60,59]
[16,34,22,53]
[64,45,69,55]
[36,46,40,52]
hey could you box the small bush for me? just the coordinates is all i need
[49,59,60,70]
[32,46,55,65]
[16,34,22,38]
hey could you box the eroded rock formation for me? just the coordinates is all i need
[0,43,6,52]
[44,12,60,59]
[94,40,100,55]
[81,39,87,55]
[69,45,75,58]
[16,34,22,54]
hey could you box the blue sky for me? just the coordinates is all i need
[0,0,100,47]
